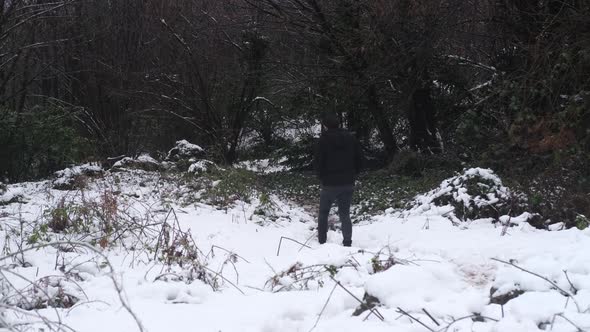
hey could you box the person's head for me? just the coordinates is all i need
[321,112,339,130]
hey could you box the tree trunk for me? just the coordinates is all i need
[367,83,397,158]
[408,87,440,153]
[346,105,369,139]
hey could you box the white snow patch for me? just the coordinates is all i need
[0,187,24,204]
[237,158,289,174]
[188,160,217,173]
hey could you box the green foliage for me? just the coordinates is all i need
[259,192,271,206]
[389,151,425,177]
[324,265,339,277]
[27,224,49,245]
[505,155,590,228]
[253,191,278,219]
[389,150,462,177]
[430,171,526,222]
[48,206,70,233]
[576,215,589,230]
[0,108,92,182]
[353,169,450,219]
[370,257,383,273]
[453,108,500,157]
[200,168,259,206]
[252,191,282,223]
[530,193,543,207]
[255,166,449,222]
[261,172,319,206]
[275,135,316,171]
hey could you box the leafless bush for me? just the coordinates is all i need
[0,240,146,332]
[152,210,213,286]
[368,247,413,274]
[149,209,245,294]
[264,260,359,292]
[32,188,154,251]
[1,272,84,311]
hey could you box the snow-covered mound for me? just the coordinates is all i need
[111,154,161,172]
[166,139,204,162]
[0,186,23,205]
[188,160,218,174]
[402,168,530,224]
[164,139,208,172]
[52,163,103,190]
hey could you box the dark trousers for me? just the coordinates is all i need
[318,185,354,245]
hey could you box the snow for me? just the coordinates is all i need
[175,139,203,153]
[136,154,159,164]
[188,160,217,173]
[0,187,24,204]
[236,158,289,174]
[112,153,159,168]
[417,167,509,209]
[1,169,590,332]
[403,168,522,224]
[52,163,103,188]
[366,263,487,317]
[276,120,322,142]
[166,139,204,161]
[54,164,103,179]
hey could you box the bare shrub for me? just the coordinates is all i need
[1,274,84,310]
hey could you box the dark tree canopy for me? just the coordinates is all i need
[0,0,588,182]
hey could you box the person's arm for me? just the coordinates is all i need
[353,138,363,176]
[313,138,323,179]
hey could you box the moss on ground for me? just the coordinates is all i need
[352,169,451,219]
[259,169,451,220]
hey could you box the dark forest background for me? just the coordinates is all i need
[1,0,589,220]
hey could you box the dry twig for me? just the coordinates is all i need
[492,258,581,312]
[329,276,384,321]
[309,282,338,332]
[0,241,148,332]
[396,307,435,332]
[276,236,311,256]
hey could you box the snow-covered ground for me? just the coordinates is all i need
[1,169,590,332]
[236,158,289,174]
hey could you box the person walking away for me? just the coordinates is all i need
[314,113,363,247]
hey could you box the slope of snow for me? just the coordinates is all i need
[1,170,590,332]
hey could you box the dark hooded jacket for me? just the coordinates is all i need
[314,129,363,186]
